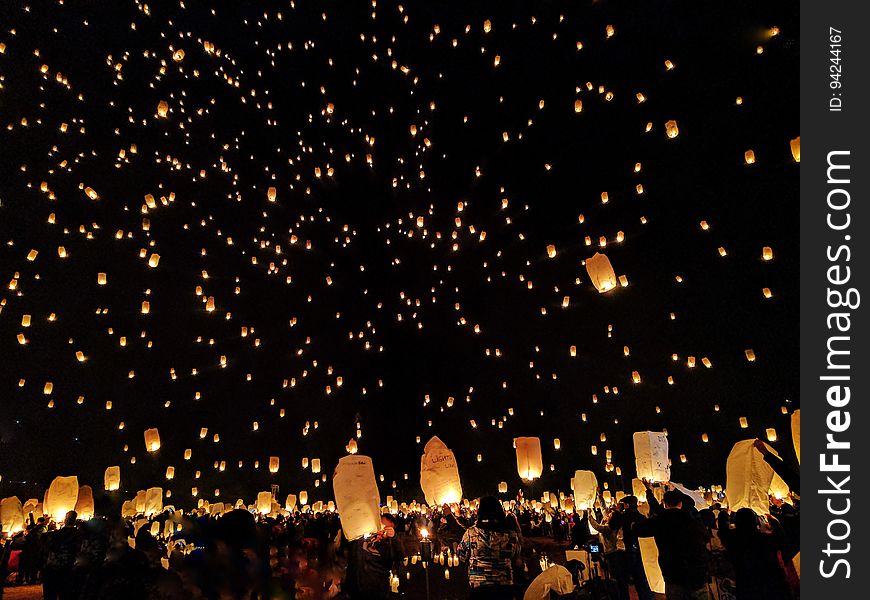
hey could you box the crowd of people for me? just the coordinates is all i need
[1,442,800,600]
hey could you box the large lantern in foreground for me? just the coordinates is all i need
[333,455,381,541]
[725,440,776,515]
[144,487,163,517]
[45,476,79,521]
[420,436,463,506]
[585,253,617,293]
[633,431,670,482]
[515,437,543,481]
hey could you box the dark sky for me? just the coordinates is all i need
[0,0,799,506]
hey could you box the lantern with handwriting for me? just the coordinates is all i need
[420,436,463,506]
[515,437,544,481]
[633,432,670,482]
[333,455,382,540]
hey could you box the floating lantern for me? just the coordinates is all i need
[269,456,280,473]
[104,466,121,491]
[633,431,670,482]
[333,455,381,540]
[585,253,617,293]
[515,437,543,480]
[144,428,161,452]
[664,120,679,138]
[420,436,463,505]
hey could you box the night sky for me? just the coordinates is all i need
[0,0,799,506]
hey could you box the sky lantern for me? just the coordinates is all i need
[257,491,273,514]
[104,466,120,491]
[790,137,800,162]
[725,440,777,515]
[572,470,598,510]
[585,253,617,293]
[744,150,756,164]
[285,494,297,511]
[1,497,25,534]
[44,476,79,521]
[420,436,463,505]
[311,458,322,473]
[74,485,95,520]
[791,410,801,464]
[269,456,280,473]
[144,428,161,452]
[267,186,277,202]
[157,100,169,118]
[515,437,543,481]
[665,120,679,138]
[144,487,163,516]
[633,431,670,482]
[333,455,382,540]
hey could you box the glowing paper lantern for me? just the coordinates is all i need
[791,410,801,464]
[790,137,800,162]
[257,491,273,514]
[74,486,95,520]
[633,432,670,482]
[515,437,544,480]
[299,491,308,506]
[311,458,321,474]
[134,490,147,514]
[1,497,25,533]
[269,456,280,473]
[157,100,169,118]
[121,501,136,518]
[346,439,358,454]
[498,482,508,494]
[585,253,617,293]
[285,494,297,511]
[725,440,776,515]
[664,120,679,138]
[45,476,79,521]
[144,428,161,452]
[631,478,647,500]
[420,436,463,506]
[333,455,382,540]
[639,538,665,594]
[571,470,598,510]
[267,186,277,202]
[104,466,121,491]
[144,487,163,517]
